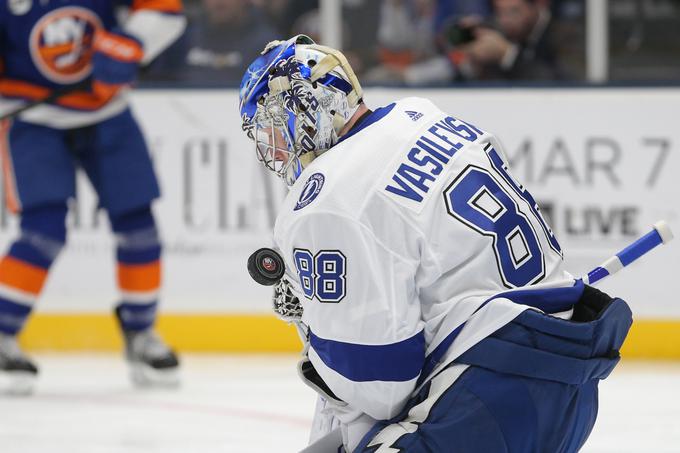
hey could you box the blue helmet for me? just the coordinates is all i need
[239,35,363,186]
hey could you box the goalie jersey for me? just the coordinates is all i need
[274,97,572,426]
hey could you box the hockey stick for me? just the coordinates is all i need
[583,220,674,285]
[0,55,163,122]
[0,80,91,122]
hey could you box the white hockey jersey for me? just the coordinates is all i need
[273,97,572,446]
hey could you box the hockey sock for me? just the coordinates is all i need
[0,204,67,335]
[110,206,161,332]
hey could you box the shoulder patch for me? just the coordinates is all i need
[294,173,325,211]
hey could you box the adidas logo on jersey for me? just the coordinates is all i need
[405,110,423,122]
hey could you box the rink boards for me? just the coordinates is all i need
[0,88,678,357]
[17,314,680,359]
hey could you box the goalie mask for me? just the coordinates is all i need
[239,35,363,186]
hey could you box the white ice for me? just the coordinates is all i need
[1,355,679,453]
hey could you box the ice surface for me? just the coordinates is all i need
[1,355,678,453]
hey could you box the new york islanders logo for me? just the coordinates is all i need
[29,7,102,83]
[294,173,325,211]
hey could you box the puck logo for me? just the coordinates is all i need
[294,173,324,211]
[261,257,277,273]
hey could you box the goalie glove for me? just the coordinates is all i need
[91,28,144,100]
[272,277,304,322]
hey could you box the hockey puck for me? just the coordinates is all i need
[247,248,285,286]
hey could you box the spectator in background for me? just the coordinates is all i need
[363,0,438,84]
[449,0,565,80]
[284,0,381,77]
[376,0,436,68]
[364,0,491,85]
[257,0,317,37]
[366,0,567,85]
[433,0,492,33]
[145,0,278,84]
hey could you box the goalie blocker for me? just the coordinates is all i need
[295,282,633,453]
[300,284,632,453]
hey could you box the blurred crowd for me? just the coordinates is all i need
[141,0,680,86]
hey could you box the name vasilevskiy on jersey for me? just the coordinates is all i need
[385,116,483,203]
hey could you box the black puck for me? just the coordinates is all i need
[247,248,285,286]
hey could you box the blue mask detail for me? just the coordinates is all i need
[239,36,316,123]
[239,42,295,121]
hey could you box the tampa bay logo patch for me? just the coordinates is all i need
[294,173,324,211]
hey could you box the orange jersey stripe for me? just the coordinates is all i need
[131,0,182,13]
[93,30,144,63]
[0,120,21,213]
[0,79,50,100]
[118,261,161,292]
[0,256,48,295]
[0,79,116,111]
[58,90,116,110]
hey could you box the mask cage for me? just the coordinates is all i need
[253,116,302,186]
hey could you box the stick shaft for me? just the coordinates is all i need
[0,81,90,122]
[584,221,673,285]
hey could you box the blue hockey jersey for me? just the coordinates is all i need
[0,0,185,127]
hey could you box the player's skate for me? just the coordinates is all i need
[115,308,180,388]
[0,333,38,396]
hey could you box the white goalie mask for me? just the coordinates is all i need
[239,35,363,186]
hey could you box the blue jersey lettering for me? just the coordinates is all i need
[385,115,483,203]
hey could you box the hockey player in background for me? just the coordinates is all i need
[0,0,186,392]
[239,35,633,452]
